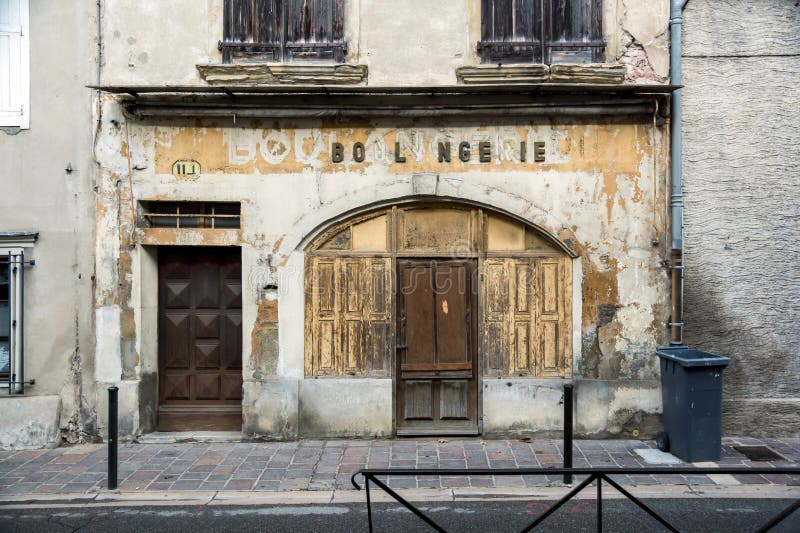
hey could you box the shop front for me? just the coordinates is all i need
[92,86,671,439]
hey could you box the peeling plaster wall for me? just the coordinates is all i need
[0,1,97,445]
[614,0,670,83]
[100,0,670,86]
[92,107,671,438]
[682,1,800,436]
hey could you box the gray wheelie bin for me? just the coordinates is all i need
[656,346,731,462]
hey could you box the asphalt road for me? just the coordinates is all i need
[0,499,798,532]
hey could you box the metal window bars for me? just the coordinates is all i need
[351,466,800,533]
[1,251,35,394]
[142,203,241,229]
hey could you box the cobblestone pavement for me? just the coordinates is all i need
[1,437,798,496]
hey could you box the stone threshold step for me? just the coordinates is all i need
[135,432,247,444]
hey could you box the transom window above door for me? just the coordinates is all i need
[479,0,604,64]
[221,0,345,63]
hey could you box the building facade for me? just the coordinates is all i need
[0,0,97,448]
[90,0,674,440]
[3,1,795,448]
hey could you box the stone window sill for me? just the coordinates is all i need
[456,64,626,85]
[197,63,368,85]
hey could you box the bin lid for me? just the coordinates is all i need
[656,346,731,368]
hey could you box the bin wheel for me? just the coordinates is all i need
[656,432,670,452]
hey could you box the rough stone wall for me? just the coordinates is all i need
[682,1,800,435]
[0,0,98,445]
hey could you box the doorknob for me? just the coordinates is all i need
[396,344,408,350]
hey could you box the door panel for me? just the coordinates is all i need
[397,259,478,435]
[435,265,469,365]
[158,247,243,431]
[403,380,434,420]
[402,266,435,367]
[440,380,470,420]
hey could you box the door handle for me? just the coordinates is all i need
[396,344,408,350]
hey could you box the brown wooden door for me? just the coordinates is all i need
[158,247,243,431]
[396,259,478,435]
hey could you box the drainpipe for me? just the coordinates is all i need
[669,0,689,345]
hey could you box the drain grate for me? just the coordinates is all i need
[733,445,787,462]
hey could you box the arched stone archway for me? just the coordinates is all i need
[301,202,574,435]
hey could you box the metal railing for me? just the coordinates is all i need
[351,466,800,533]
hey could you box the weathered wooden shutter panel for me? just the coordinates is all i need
[511,259,534,375]
[480,0,603,64]
[482,257,571,377]
[224,0,253,43]
[307,257,339,376]
[364,258,392,376]
[284,0,344,62]
[254,0,283,61]
[341,259,364,374]
[480,0,542,63]
[483,259,510,376]
[533,257,572,377]
[307,257,392,377]
[547,0,603,63]
[222,0,251,62]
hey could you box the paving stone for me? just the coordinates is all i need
[178,471,208,480]
[63,482,97,493]
[254,480,280,490]
[387,478,417,489]
[169,480,203,490]
[469,476,494,488]
[225,479,255,490]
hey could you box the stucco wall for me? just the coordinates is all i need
[682,1,800,435]
[0,1,97,444]
[99,0,671,86]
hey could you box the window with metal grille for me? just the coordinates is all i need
[220,0,345,63]
[140,202,241,229]
[1,252,26,393]
[479,0,604,65]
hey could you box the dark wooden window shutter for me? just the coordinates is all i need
[480,0,543,64]
[480,0,603,64]
[222,0,345,63]
[285,0,345,61]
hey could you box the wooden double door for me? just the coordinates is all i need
[158,247,243,431]
[396,259,479,435]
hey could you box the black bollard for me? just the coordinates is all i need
[563,383,574,484]
[108,386,118,490]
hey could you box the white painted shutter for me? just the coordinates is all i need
[0,0,28,128]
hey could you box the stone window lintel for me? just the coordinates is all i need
[456,63,626,85]
[197,63,368,86]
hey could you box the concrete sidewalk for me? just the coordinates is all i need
[1,437,798,501]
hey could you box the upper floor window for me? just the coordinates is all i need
[0,0,29,128]
[220,0,345,63]
[479,0,603,65]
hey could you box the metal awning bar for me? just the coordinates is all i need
[89,83,679,96]
[88,84,676,119]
